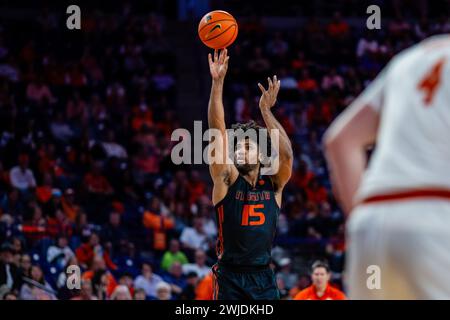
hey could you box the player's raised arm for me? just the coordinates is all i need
[207,49,237,202]
[258,76,293,194]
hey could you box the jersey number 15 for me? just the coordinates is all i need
[241,204,265,226]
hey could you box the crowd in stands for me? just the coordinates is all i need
[0,2,449,300]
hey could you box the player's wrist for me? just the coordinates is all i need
[212,78,225,86]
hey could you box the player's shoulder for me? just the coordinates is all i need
[391,34,450,67]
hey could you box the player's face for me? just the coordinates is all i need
[312,267,330,288]
[235,138,259,173]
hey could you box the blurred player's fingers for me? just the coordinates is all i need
[208,53,213,66]
[221,48,228,64]
[258,83,266,94]
[274,78,281,96]
[268,77,273,90]
[214,49,218,62]
[224,56,230,66]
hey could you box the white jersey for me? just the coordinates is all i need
[356,34,450,200]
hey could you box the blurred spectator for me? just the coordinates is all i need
[294,261,346,300]
[133,287,147,300]
[162,261,187,299]
[133,262,163,299]
[84,258,117,300]
[9,154,36,192]
[182,249,210,279]
[180,217,209,252]
[289,274,312,299]
[110,284,132,300]
[71,279,97,300]
[75,233,117,271]
[19,265,56,300]
[180,271,198,300]
[195,272,213,300]
[160,239,188,272]
[155,281,172,300]
[0,242,22,293]
[276,258,298,291]
[46,234,75,268]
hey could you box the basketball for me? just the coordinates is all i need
[198,10,238,49]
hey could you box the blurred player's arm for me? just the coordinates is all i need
[207,49,238,203]
[323,70,386,215]
[258,76,293,194]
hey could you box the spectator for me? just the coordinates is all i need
[155,281,171,300]
[83,162,114,196]
[9,154,37,192]
[71,279,97,300]
[276,258,298,290]
[163,261,187,299]
[101,211,127,251]
[180,217,209,252]
[182,249,210,279]
[133,288,147,300]
[26,76,55,104]
[289,274,311,299]
[19,254,32,278]
[75,233,117,271]
[160,239,188,272]
[61,188,80,223]
[180,271,198,300]
[110,284,132,300]
[85,259,117,300]
[195,272,213,300]
[133,262,163,299]
[19,265,56,300]
[294,261,346,300]
[0,242,22,293]
[47,234,75,268]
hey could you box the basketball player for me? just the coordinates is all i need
[323,35,450,299]
[207,48,293,300]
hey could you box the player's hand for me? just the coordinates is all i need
[258,75,281,110]
[208,49,229,81]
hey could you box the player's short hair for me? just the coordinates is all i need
[311,260,330,273]
[230,120,272,164]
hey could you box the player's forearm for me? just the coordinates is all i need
[260,108,293,161]
[208,79,226,131]
[324,140,366,215]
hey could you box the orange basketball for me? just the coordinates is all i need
[198,10,238,49]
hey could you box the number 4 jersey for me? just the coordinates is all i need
[214,174,279,267]
[355,34,450,201]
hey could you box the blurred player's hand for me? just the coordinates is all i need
[258,75,281,110]
[208,49,229,81]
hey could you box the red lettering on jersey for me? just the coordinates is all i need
[417,57,446,106]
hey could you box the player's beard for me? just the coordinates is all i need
[235,162,259,175]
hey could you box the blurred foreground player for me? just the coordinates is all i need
[207,49,293,300]
[294,261,346,300]
[324,35,450,299]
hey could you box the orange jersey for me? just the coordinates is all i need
[294,284,346,300]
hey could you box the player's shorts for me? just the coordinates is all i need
[212,263,280,300]
[346,198,450,299]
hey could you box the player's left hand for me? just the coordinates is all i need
[258,75,281,110]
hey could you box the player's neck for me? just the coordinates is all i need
[241,167,260,188]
